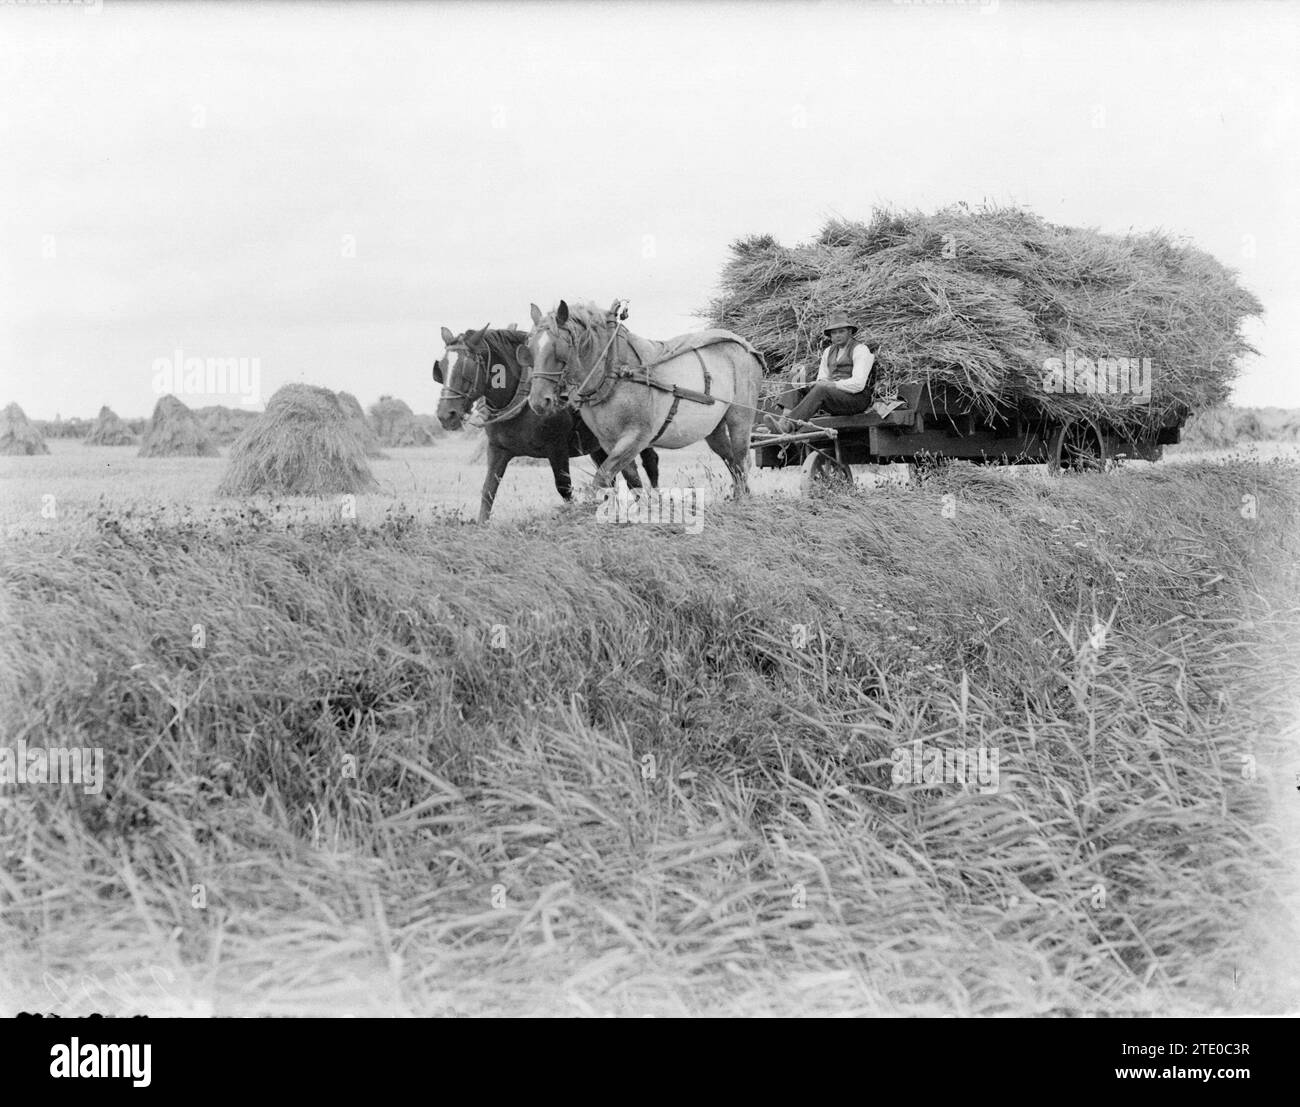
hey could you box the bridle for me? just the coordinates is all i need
[439,340,488,408]
[440,333,537,427]
[525,333,574,402]
[530,303,628,411]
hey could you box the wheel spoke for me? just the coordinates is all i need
[1055,421,1105,472]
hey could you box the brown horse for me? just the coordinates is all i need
[435,324,658,523]
[521,300,763,497]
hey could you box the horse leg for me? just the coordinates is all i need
[591,429,649,492]
[479,443,512,523]
[705,410,752,498]
[639,448,660,489]
[549,451,574,502]
[590,443,644,491]
[725,400,755,497]
[720,354,762,497]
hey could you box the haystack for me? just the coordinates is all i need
[337,391,387,457]
[0,403,50,455]
[703,204,1262,431]
[369,395,440,447]
[217,383,377,496]
[196,404,259,446]
[1271,409,1300,442]
[1180,404,1299,448]
[35,416,89,440]
[84,405,137,446]
[138,395,219,457]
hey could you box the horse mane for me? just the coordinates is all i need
[482,328,527,368]
[543,300,610,361]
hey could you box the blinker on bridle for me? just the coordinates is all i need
[439,340,488,405]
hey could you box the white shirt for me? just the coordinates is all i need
[817,342,875,394]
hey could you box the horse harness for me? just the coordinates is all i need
[534,314,718,446]
[442,339,532,427]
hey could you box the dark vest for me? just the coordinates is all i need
[823,339,866,382]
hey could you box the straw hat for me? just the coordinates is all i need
[823,311,858,338]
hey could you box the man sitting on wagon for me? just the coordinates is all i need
[774,311,876,432]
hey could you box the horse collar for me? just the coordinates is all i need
[567,321,626,410]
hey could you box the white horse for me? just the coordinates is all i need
[521,299,763,496]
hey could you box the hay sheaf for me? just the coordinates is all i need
[337,391,387,458]
[195,405,260,446]
[84,405,137,446]
[702,204,1263,431]
[0,403,50,455]
[218,384,378,496]
[138,395,219,458]
[34,417,90,440]
[1179,405,1300,449]
[369,395,440,447]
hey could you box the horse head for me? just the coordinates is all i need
[435,323,491,430]
[522,300,580,416]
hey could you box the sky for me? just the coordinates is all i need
[1,0,1297,420]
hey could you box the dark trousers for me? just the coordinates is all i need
[784,381,873,423]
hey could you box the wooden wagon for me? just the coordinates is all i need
[750,381,1185,492]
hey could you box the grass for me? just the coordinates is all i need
[0,437,749,534]
[1,441,1298,1016]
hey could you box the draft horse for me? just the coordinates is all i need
[522,300,763,497]
[435,324,658,523]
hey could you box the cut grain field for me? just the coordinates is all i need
[5,434,1296,533]
[2,439,1299,1016]
[1,436,779,533]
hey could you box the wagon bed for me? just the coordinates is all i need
[751,381,1183,486]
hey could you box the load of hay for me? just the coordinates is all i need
[139,395,219,457]
[337,391,387,457]
[369,395,440,447]
[217,383,378,496]
[0,403,50,455]
[703,203,1263,431]
[83,405,137,446]
[196,405,260,446]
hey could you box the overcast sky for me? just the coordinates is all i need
[1,0,1297,420]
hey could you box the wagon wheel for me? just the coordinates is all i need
[800,451,853,495]
[1049,419,1109,473]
